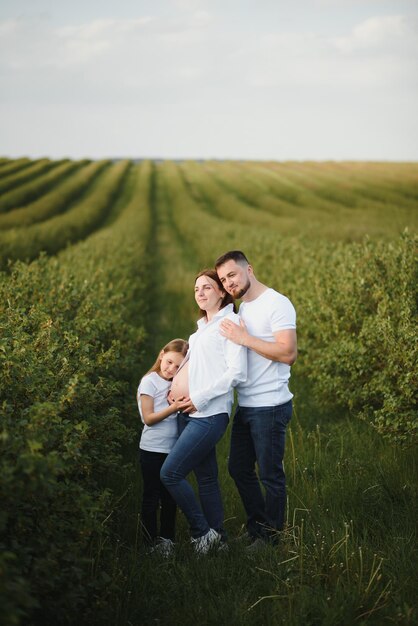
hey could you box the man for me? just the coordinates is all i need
[215,250,297,545]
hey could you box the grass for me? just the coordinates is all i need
[105,397,417,625]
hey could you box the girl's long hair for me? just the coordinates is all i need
[195,268,236,319]
[145,338,189,376]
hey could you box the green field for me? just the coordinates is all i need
[0,158,417,626]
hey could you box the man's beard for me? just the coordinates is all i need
[235,279,251,299]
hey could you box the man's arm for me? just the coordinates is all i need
[220,319,297,365]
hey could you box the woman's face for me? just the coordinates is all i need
[194,274,224,314]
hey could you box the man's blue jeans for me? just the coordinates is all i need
[160,412,229,539]
[228,401,292,538]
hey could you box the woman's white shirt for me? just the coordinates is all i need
[188,304,247,418]
[137,372,178,453]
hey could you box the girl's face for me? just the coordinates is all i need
[159,350,184,380]
[194,275,224,314]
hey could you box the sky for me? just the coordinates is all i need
[1,0,417,161]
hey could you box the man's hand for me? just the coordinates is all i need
[219,318,248,346]
[221,319,297,364]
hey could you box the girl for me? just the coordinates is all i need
[161,270,247,554]
[137,338,189,555]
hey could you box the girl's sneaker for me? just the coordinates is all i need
[191,528,221,555]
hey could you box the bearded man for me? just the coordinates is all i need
[215,250,297,546]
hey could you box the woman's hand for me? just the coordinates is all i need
[169,395,196,413]
[176,397,197,414]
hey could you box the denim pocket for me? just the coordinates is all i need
[272,401,292,429]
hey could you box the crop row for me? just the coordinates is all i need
[0,161,130,268]
[188,161,417,239]
[1,158,416,244]
[0,160,109,231]
[272,160,418,202]
[0,162,153,626]
[0,159,89,214]
[0,157,32,179]
[0,159,60,195]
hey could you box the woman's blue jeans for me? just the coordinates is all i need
[160,412,229,539]
[228,401,292,538]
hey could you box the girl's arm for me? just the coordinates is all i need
[139,394,188,426]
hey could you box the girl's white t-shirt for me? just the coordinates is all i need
[137,371,178,453]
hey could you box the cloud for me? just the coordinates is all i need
[1,10,416,96]
[0,7,417,159]
[332,14,418,52]
[0,11,219,111]
[0,16,156,69]
[239,15,418,89]
[0,11,210,71]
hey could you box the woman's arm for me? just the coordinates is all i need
[190,331,247,413]
[139,394,188,426]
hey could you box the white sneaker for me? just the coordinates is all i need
[191,528,221,555]
[150,537,175,557]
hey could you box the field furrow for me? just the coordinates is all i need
[0,159,88,213]
[264,161,418,236]
[0,157,31,178]
[285,160,418,208]
[179,160,287,231]
[0,158,59,194]
[0,160,129,267]
[203,161,359,235]
[0,160,109,230]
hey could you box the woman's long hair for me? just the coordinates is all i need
[145,338,189,376]
[195,268,236,318]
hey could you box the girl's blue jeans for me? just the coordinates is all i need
[160,412,229,539]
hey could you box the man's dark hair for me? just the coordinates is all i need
[215,250,250,268]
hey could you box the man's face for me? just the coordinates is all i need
[216,260,251,299]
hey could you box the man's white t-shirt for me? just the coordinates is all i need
[137,371,178,453]
[237,288,296,407]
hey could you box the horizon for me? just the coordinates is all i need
[2,155,418,164]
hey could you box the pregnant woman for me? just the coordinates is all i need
[161,269,247,554]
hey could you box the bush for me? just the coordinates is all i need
[0,163,152,625]
[292,231,417,445]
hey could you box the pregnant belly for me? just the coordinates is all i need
[170,361,189,399]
